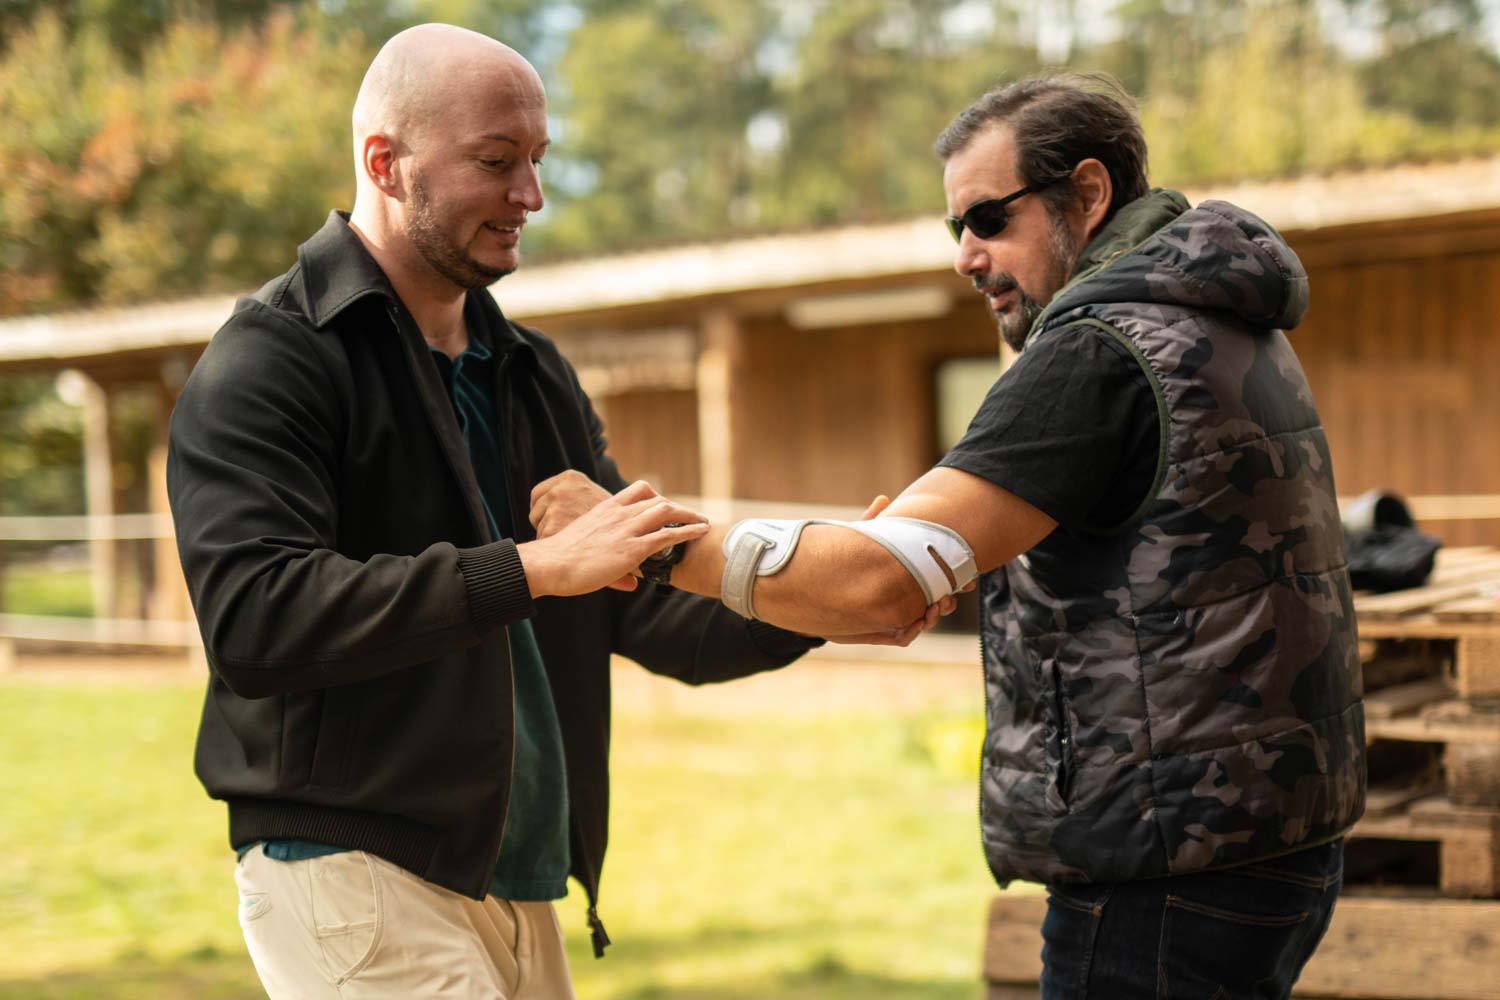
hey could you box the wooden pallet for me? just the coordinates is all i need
[984,890,1500,999]
[1356,546,1500,698]
[1350,791,1500,896]
[1363,678,1500,807]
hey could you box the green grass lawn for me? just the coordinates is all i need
[2,563,94,617]
[0,670,1027,1000]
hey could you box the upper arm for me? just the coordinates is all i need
[882,466,1056,575]
[169,308,343,548]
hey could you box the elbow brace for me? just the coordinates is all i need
[719,517,978,621]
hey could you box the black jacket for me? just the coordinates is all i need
[167,212,814,950]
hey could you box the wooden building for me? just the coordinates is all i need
[2,154,1499,641]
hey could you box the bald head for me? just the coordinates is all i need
[348,24,549,298]
[353,24,543,163]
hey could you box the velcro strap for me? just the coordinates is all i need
[721,530,772,620]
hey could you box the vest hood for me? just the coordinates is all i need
[1040,189,1310,337]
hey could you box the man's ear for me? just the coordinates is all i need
[361,133,403,198]
[1069,158,1112,243]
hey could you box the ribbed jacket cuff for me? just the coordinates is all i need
[457,540,535,629]
[745,618,825,662]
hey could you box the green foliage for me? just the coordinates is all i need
[0,10,364,313]
[2,0,1499,315]
[0,377,84,516]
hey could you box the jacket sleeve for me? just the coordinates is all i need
[557,361,822,684]
[167,303,532,699]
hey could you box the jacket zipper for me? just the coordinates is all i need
[490,346,609,955]
[489,346,520,886]
[1051,664,1073,807]
[976,607,1007,887]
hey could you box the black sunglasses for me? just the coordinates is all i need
[945,180,1057,244]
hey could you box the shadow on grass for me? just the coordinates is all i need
[583,927,983,1000]
[611,958,982,1000]
[0,946,263,1000]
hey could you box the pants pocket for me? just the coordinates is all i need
[1041,885,1110,1000]
[309,852,383,984]
[238,890,273,923]
[1157,893,1310,1000]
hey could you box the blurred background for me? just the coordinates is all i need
[2,1,1500,997]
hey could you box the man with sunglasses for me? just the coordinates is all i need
[532,73,1365,998]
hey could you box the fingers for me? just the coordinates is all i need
[642,521,711,550]
[606,574,639,592]
[858,494,891,521]
[622,496,709,528]
[529,470,566,506]
[528,492,550,530]
[612,479,661,505]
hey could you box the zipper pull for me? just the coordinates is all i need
[587,905,612,958]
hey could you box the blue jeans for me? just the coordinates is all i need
[1039,839,1343,1000]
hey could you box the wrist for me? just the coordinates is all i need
[515,539,559,599]
[670,530,722,596]
[638,525,688,585]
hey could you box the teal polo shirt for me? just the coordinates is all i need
[248,327,571,901]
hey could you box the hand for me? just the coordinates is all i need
[518,480,709,598]
[530,470,616,540]
[823,598,950,647]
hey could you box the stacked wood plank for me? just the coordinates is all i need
[983,546,1500,1000]
[1352,546,1500,903]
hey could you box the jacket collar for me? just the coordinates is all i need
[297,211,400,328]
[1029,189,1191,339]
[297,210,535,363]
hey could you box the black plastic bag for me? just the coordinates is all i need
[1342,490,1442,592]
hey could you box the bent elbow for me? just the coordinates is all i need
[858,568,929,633]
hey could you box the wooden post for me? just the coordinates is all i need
[1456,634,1500,698]
[697,308,743,501]
[147,374,190,625]
[78,372,116,619]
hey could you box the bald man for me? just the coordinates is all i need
[168,24,825,999]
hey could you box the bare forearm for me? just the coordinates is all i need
[671,524,928,634]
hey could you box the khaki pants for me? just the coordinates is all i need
[234,844,576,999]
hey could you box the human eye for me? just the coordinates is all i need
[478,157,506,170]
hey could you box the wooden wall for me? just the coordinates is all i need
[576,209,1500,545]
[594,388,701,496]
[730,298,998,505]
[1293,213,1500,546]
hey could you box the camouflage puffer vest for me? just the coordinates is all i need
[979,190,1366,886]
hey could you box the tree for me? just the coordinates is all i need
[0,10,365,313]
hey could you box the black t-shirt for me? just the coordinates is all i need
[939,324,1160,534]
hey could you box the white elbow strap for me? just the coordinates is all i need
[719,516,977,621]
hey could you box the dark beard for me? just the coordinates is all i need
[976,211,1080,353]
[407,174,514,290]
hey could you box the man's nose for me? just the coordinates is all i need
[510,163,544,212]
[953,231,988,278]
